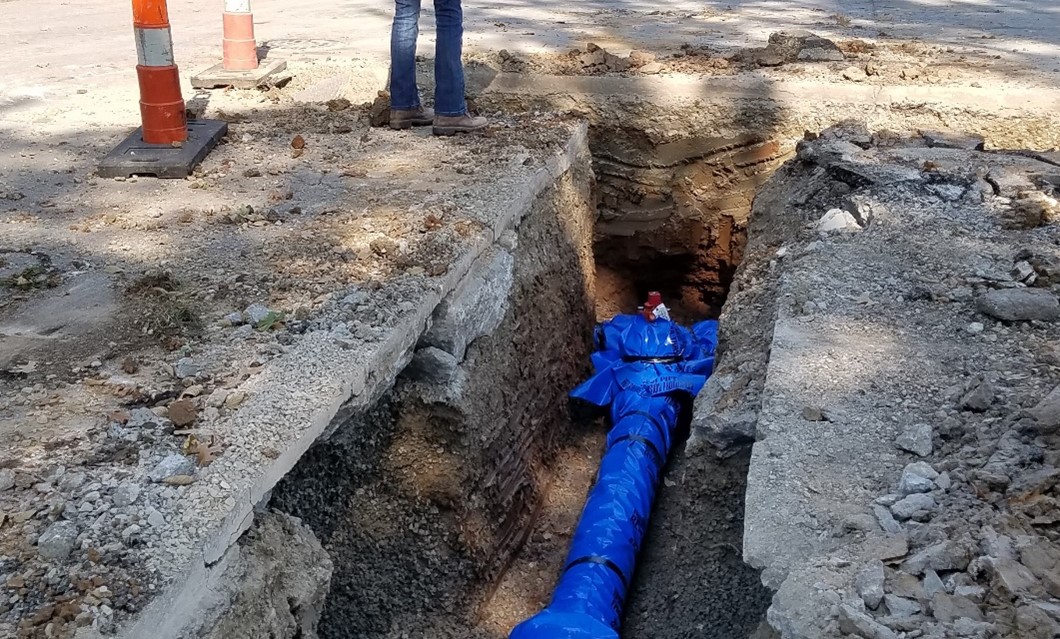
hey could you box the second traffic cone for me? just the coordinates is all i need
[191,0,288,89]
[222,0,259,71]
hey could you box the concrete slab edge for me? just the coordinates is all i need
[78,122,591,639]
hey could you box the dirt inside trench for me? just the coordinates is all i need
[268,123,775,639]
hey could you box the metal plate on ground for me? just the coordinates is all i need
[98,120,228,179]
[190,59,288,90]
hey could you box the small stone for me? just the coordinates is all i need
[976,288,1060,322]
[224,311,245,326]
[856,560,886,609]
[884,594,922,618]
[182,384,204,398]
[37,521,79,561]
[206,388,229,408]
[58,472,86,492]
[148,454,196,483]
[638,62,664,74]
[168,399,198,427]
[243,303,273,325]
[935,472,952,491]
[0,469,16,491]
[121,524,141,542]
[874,505,903,534]
[817,208,862,233]
[146,508,166,528]
[895,423,933,457]
[966,322,985,334]
[224,391,247,410]
[899,462,938,494]
[173,357,200,379]
[931,593,983,622]
[891,493,937,520]
[112,483,141,508]
[961,381,996,412]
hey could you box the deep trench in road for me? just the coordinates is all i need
[268,123,779,639]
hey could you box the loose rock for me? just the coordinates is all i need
[856,560,886,609]
[37,520,79,560]
[895,423,933,457]
[168,399,198,427]
[891,493,937,520]
[148,454,196,483]
[0,468,15,491]
[899,462,938,494]
[976,288,1060,322]
[112,482,141,508]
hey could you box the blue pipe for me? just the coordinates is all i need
[510,310,719,639]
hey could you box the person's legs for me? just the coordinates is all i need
[432,0,465,116]
[390,0,422,110]
[431,0,486,134]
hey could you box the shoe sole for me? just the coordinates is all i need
[389,120,434,130]
[432,124,487,136]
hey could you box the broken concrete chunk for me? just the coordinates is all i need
[960,381,996,412]
[173,357,200,379]
[38,520,79,561]
[891,493,936,520]
[976,288,1060,322]
[919,129,986,151]
[817,208,861,233]
[902,540,974,575]
[899,462,938,495]
[837,604,898,639]
[422,249,513,360]
[873,505,902,534]
[112,482,141,508]
[856,560,886,609]
[884,594,921,618]
[0,469,14,491]
[895,423,933,457]
[931,592,984,623]
[985,557,1042,599]
[923,569,946,598]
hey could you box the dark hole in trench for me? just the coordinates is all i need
[269,129,775,639]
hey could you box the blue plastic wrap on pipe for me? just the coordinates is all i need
[510,300,719,639]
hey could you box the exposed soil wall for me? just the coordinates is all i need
[270,154,598,638]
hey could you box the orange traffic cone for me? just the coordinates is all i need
[192,0,288,89]
[99,0,228,178]
[133,0,187,145]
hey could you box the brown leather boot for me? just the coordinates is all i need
[389,106,435,130]
[433,113,488,136]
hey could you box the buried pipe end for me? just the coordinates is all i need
[509,611,619,639]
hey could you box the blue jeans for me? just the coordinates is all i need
[390,0,466,116]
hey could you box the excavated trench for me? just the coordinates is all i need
[268,125,780,639]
